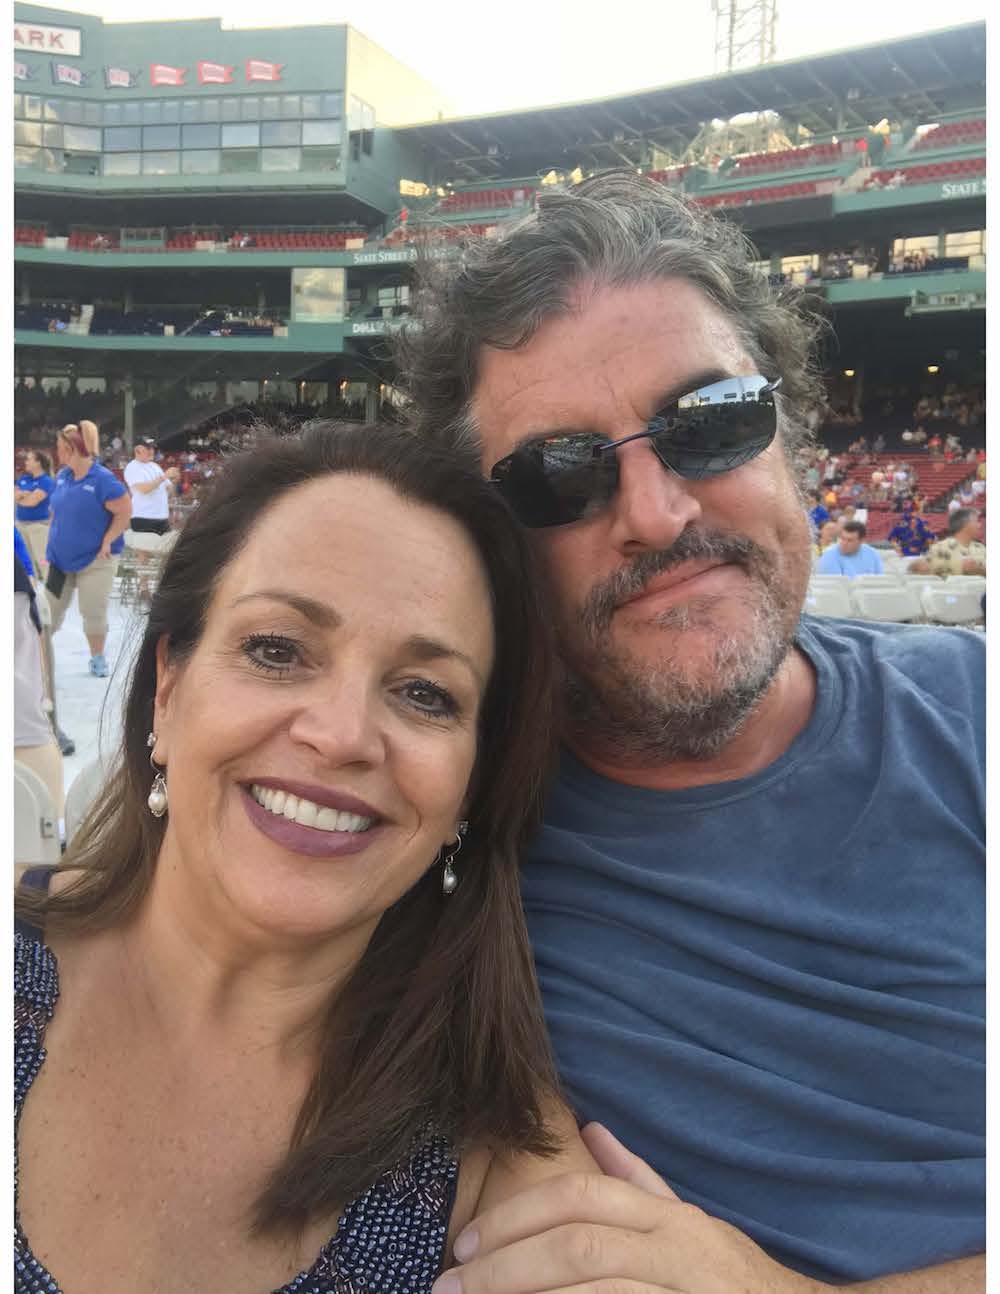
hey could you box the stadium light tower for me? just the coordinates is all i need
[712,0,778,73]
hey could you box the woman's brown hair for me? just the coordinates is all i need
[26,448,53,475]
[16,421,563,1232]
[58,424,89,458]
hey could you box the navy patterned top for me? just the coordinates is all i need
[14,885,459,1294]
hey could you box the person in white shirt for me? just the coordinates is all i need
[123,438,178,536]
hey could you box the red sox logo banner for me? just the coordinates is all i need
[51,61,90,87]
[104,66,142,89]
[198,60,234,84]
[14,59,38,81]
[149,62,186,86]
[245,58,282,82]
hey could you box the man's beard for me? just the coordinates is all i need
[561,526,806,764]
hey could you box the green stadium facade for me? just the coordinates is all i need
[14,8,985,448]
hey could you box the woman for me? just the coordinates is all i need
[15,423,597,1294]
[14,448,56,579]
[45,424,131,678]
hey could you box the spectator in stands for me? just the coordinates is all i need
[922,508,986,577]
[402,169,984,1290]
[888,500,935,559]
[14,531,63,816]
[806,490,829,533]
[872,432,886,455]
[14,423,598,1290]
[15,448,56,579]
[124,437,178,537]
[816,520,884,577]
[45,424,131,678]
[815,519,840,557]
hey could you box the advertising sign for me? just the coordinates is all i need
[15,22,81,56]
[51,61,89,87]
[291,268,346,324]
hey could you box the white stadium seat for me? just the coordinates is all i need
[804,583,854,618]
[849,585,923,623]
[15,760,61,865]
[921,585,985,625]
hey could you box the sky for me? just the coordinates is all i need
[27,0,988,117]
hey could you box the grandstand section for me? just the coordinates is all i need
[15,11,984,476]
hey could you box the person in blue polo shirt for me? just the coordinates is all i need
[46,424,131,678]
[14,448,56,580]
[815,520,885,577]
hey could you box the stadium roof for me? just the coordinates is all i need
[399,21,986,180]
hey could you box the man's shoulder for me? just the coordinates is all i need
[800,615,985,702]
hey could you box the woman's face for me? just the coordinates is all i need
[153,473,496,945]
[56,438,72,467]
[25,452,40,474]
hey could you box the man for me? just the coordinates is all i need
[921,508,986,578]
[123,437,178,536]
[406,172,983,1293]
[815,520,884,576]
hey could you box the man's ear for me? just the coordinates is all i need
[152,634,179,763]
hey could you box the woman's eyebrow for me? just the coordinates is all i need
[230,590,342,630]
[404,635,486,690]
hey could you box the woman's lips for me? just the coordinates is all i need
[241,786,387,859]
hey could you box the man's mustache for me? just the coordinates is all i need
[581,526,777,633]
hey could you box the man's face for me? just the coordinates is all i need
[472,278,812,762]
[135,444,153,462]
[838,530,862,556]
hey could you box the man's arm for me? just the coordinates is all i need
[435,1127,984,1294]
[129,470,169,495]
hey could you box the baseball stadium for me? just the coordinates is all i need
[12,7,988,1291]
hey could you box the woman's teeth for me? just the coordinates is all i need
[249,785,373,833]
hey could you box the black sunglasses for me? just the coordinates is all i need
[489,374,782,529]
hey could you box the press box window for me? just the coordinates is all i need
[221,123,259,148]
[104,153,142,175]
[142,151,180,175]
[261,147,301,172]
[182,124,221,148]
[63,125,100,152]
[182,150,220,174]
[220,149,258,173]
[143,125,181,150]
[105,126,142,152]
[302,120,340,146]
[261,120,299,147]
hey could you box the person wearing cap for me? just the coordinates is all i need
[124,438,179,537]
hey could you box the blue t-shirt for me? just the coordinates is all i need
[15,473,54,523]
[46,464,127,572]
[888,516,935,556]
[808,504,830,531]
[522,617,984,1284]
[815,543,884,577]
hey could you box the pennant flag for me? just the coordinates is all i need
[245,57,282,82]
[104,65,141,89]
[197,60,234,84]
[14,60,37,81]
[149,62,186,86]
[51,61,89,87]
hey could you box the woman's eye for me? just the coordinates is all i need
[241,635,301,672]
[400,679,458,718]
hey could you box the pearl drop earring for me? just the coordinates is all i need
[146,731,168,818]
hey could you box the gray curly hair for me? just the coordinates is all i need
[395,170,829,467]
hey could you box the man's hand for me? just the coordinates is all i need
[165,466,180,482]
[434,1124,820,1294]
[961,559,986,576]
[98,541,113,561]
